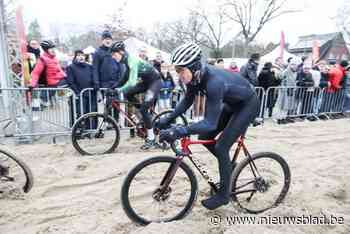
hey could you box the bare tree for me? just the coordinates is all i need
[224,0,298,56]
[150,13,206,53]
[2,0,17,31]
[335,1,350,34]
[190,3,230,58]
[104,1,133,40]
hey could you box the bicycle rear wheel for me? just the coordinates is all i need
[231,152,291,214]
[121,156,198,225]
[71,112,120,155]
[0,149,34,193]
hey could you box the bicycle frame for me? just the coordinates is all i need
[161,136,257,194]
[104,98,159,137]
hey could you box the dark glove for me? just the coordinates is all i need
[154,116,171,130]
[159,126,189,143]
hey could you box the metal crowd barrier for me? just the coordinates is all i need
[264,86,347,121]
[1,86,348,140]
[0,88,76,141]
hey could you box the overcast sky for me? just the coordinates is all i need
[19,0,345,46]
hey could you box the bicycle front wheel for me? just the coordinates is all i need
[71,113,120,155]
[231,152,291,214]
[0,149,34,193]
[121,156,198,225]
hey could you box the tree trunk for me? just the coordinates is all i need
[243,39,249,58]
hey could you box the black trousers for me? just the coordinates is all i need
[198,95,259,194]
[125,79,162,129]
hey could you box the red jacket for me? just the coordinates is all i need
[31,52,65,87]
[326,65,345,93]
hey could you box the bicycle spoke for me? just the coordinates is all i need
[124,158,196,224]
[232,153,290,214]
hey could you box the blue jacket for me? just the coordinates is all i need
[240,59,259,86]
[160,72,175,99]
[66,61,94,95]
[92,46,121,88]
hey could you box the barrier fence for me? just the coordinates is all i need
[0,88,76,141]
[264,87,347,120]
[0,86,348,139]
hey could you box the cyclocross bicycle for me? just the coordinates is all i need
[71,89,188,155]
[121,134,291,225]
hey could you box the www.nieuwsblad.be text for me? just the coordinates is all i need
[209,214,345,226]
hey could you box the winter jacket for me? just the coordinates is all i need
[240,59,259,86]
[319,72,329,89]
[66,61,94,95]
[296,71,315,88]
[153,59,163,73]
[92,45,121,88]
[257,68,280,91]
[160,72,175,99]
[31,51,65,87]
[327,65,346,93]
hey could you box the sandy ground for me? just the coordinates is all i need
[0,119,350,234]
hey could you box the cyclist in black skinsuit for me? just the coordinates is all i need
[156,43,259,210]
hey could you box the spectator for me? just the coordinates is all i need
[296,62,315,117]
[297,55,307,73]
[310,65,322,116]
[344,66,350,114]
[158,63,175,111]
[30,40,66,108]
[138,46,148,61]
[327,60,347,92]
[207,58,216,66]
[92,30,121,121]
[317,60,329,89]
[257,62,281,117]
[227,61,240,73]
[26,39,41,111]
[66,50,97,123]
[240,53,260,86]
[92,30,118,89]
[323,60,348,114]
[276,57,299,124]
[26,39,41,73]
[216,58,225,69]
[152,52,164,72]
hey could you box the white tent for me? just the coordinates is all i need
[261,47,299,63]
[124,37,171,62]
[83,46,96,54]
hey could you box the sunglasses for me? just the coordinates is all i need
[174,66,185,74]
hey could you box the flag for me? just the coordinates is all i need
[16,6,30,87]
[312,40,320,65]
[279,31,285,59]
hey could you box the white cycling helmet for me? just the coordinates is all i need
[171,43,202,67]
